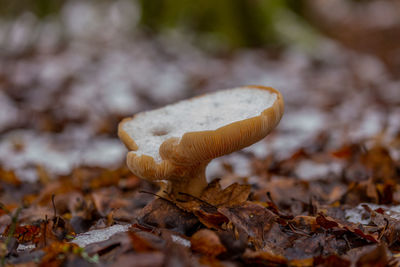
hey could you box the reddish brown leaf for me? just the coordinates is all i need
[128,230,158,252]
[356,244,389,267]
[316,213,378,243]
[242,249,287,266]
[190,229,226,257]
[218,202,277,248]
[200,179,251,207]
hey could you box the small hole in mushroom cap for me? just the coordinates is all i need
[152,127,169,136]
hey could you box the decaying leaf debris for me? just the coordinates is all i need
[1,1,400,266]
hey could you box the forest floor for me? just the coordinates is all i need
[1,2,400,266]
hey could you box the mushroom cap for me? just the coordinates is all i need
[118,85,284,181]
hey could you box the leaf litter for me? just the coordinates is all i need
[0,1,400,266]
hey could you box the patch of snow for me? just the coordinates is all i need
[353,55,386,82]
[6,13,37,53]
[122,87,278,162]
[81,138,127,168]
[349,109,384,140]
[0,130,126,181]
[345,203,400,225]
[225,154,252,177]
[171,235,191,247]
[387,108,400,138]
[295,160,342,181]
[0,131,78,181]
[72,224,130,247]
[345,207,371,225]
[265,133,307,159]
[17,244,36,252]
[62,1,100,39]
[148,65,187,102]
[101,80,141,115]
[0,92,19,131]
[15,168,40,183]
[279,108,326,134]
[382,81,400,104]
[243,140,269,159]
[206,158,226,180]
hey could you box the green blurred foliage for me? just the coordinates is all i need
[140,0,293,48]
[0,0,318,51]
[140,0,278,47]
[138,0,319,51]
[0,0,66,18]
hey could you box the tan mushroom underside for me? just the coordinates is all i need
[118,85,284,197]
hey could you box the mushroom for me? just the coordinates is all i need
[118,85,284,198]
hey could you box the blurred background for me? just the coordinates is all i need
[0,0,399,185]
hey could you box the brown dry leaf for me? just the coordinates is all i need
[111,252,164,267]
[242,249,287,266]
[91,189,131,217]
[0,168,21,186]
[200,179,251,207]
[361,145,397,183]
[0,203,17,217]
[314,255,351,267]
[193,208,229,229]
[331,144,361,160]
[290,215,319,232]
[341,180,380,205]
[137,198,199,234]
[355,244,389,267]
[39,241,82,267]
[288,258,314,267]
[190,229,226,257]
[255,178,312,215]
[218,202,277,248]
[3,224,41,244]
[89,167,131,189]
[171,180,250,229]
[36,178,77,206]
[128,230,158,252]
[316,213,379,243]
[175,179,250,212]
[3,214,73,248]
[163,238,197,267]
[361,204,400,246]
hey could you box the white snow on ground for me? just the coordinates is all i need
[295,160,342,181]
[171,235,191,247]
[349,109,385,140]
[243,140,270,159]
[71,225,191,248]
[267,108,329,158]
[279,108,327,135]
[72,224,130,247]
[0,92,19,131]
[15,224,189,250]
[0,130,127,181]
[0,131,78,182]
[16,244,36,252]
[81,138,127,167]
[345,203,400,225]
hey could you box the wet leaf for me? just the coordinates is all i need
[218,202,277,248]
[190,229,226,257]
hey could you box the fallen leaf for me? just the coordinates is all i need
[218,202,277,248]
[190,229,226,257]
[355,244,389,267]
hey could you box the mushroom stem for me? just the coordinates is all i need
[162,163,208,199]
